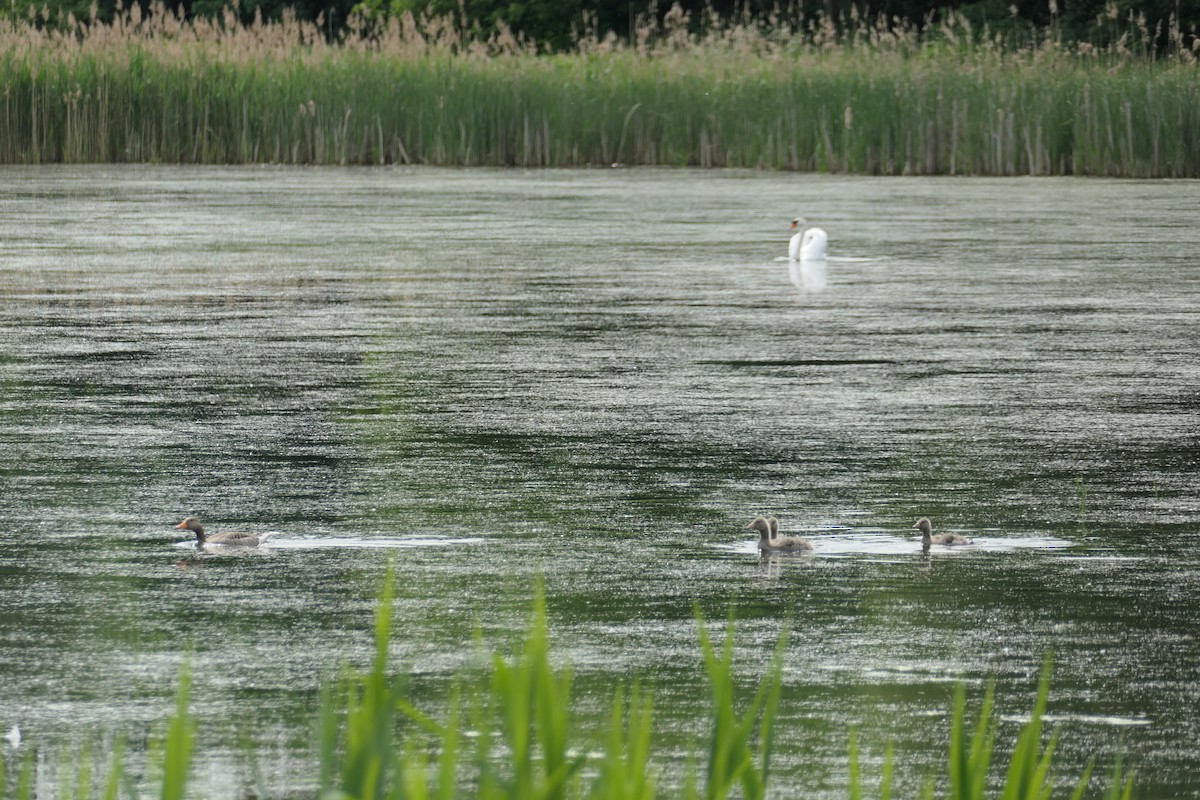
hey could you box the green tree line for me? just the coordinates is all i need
[5,0,1199,52]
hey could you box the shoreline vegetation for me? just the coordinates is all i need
[0,573,1136,799]
[0,3,1197,175]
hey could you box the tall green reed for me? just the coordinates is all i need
[327,561,404,800]
[0,3,1196,174]
[159,661,196,800]
[911,657,1136,800]
[1,571,1138,799]
[590,681,655,800]
[691,610,786,800]
[0,748,33,800]
[478,583,586,799]
[314,572,594,800]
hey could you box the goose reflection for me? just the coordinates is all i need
[914,546,934,577]
[758,551,784,580]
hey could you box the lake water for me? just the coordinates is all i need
[1,166,1198,798]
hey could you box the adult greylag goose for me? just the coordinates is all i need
[174,517,271,548]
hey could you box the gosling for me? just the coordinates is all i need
[747,516,813,552]
[913,517,972,547]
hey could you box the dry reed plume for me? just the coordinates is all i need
[1,2,1197,174]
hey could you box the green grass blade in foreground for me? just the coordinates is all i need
[529,587,581,798]
[102,738,126,800]
[1068,761,1097,800]
[879,742,895,800]
[849,723,896,800]
[160,660,195,800]
[489,651,533,796]
[318,677,339,797]
[68,742,93,800]
[12,750,34,800]
[1000,658,1054,800]
[486,583,586,800]
[589,681,655,800]
[696,611,742,799]
[433,684,460,800]
[6,578,1145,800]
[948,680,995,800]
[338,562,402,800]
[695,608,787,800]
[239,730,271,800]
[758,624,788,792]
[1103,751,1136,800]
[849,729,862,800]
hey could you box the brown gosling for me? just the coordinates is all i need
[174,517,271,548]
[747,516,813,552]
[913,517,972,547]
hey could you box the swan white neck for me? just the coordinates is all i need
[789,225,828,261]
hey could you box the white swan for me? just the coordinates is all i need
[788,217,828,261]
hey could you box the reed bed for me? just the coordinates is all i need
[0,4,1197,175]
[0,570,1136,799]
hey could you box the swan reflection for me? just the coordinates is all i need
[790,258,827,291]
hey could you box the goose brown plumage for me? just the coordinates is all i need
[747,516,813,552]
[174,517,271,548]
[913,517,971,547]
